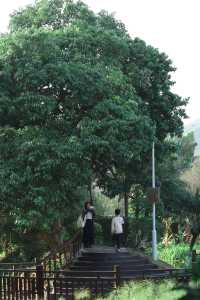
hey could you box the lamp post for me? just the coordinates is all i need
[152,142,158,260]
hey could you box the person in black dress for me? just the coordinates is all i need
[82,201,95,248]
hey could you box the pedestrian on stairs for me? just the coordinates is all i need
[111,209,124,252]
[82,201,95,248]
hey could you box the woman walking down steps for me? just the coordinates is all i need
[82,201,95,248]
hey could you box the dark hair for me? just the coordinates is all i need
[84,201,91,210]
[115,209,120,216]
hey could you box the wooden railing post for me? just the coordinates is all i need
[114,265,120,288]
[192,250,197,274]
[36,265,44,299]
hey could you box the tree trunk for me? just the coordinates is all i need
[124,191,129,245]
[89,178,94,203]
[124,191,128,219]
[135,201,140,220]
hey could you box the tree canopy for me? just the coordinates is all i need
[0,0,187,244]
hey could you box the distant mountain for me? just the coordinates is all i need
[185,119,200,154]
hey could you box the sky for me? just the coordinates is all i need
[0,0,199,124]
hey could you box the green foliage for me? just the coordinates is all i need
[158,241,200,269]
[95,216,113,246]
[127,217,164,249]
[182,156,200,196]
[94,191,118,216]
[179,283,200,300]
[156,133,197,215]
[176,132,197,172]
[185,118,200,154]
[177,259,200,300]
[74,289,91,300]
[97,281,186,300]
[191,255,200,281]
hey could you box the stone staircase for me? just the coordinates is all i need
[67,246,179,280]
[52,246,190,298]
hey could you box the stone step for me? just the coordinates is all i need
[59,271,115,277]
[119,268,171,276]
[73,261,155,268]
[81,251,129,256]
[53,286,112,297]
[121,270,182,280]
[73,261,154,267]
[62,246,176,283]
[70,268,157,273]
[70,264,158,271]
[78,256,146,262]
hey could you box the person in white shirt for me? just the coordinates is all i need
[111,209,124,251]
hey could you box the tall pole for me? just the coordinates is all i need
[152,142,158,260]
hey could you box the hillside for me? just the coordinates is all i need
[185,119,200,154]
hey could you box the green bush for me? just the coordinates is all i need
[97,281,186,300]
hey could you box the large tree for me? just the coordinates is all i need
[0,0,187,246]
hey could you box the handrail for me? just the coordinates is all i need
[41,229,82,272]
